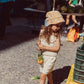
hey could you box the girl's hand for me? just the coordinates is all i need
[38,47,40,50]
[37,41,40,46]
[37,40,41,50]
[37,42,42,50]
[38,44,44,50]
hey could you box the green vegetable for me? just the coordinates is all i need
[74,6,84,13]
[31,76,40,80]
[67,6,75,13]
[61,6,67,13]
[38,54,41,57]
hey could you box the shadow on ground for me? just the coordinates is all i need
[0,25,40,51]
[0,12,45,51]
[47,66,71,84]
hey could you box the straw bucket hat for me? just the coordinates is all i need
[46,11,65,26]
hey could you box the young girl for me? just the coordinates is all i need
[37,11,65,84]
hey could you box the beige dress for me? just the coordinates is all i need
[40,30,58,75]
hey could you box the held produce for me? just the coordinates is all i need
[37,54,43,64]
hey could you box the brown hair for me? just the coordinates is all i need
[40,25,59,44]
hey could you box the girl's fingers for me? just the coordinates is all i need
[38,47,40,50]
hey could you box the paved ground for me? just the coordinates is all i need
[0,17,84,84]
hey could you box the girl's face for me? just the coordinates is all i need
[51,24,60,32]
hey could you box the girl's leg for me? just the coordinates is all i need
[72,15,78,25]
[47,72,53,84]
[40,73,47,84]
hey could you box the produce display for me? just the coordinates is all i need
[60,5,84,13]
[61,6,67,13]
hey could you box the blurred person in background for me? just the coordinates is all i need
[79,0,84,32]
[0,0,15,39]
[45,0,51,12]
[65,0,79,33]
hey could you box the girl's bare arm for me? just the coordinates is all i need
[37,29,42,50]
[37,35,41,50]
[39,35,60,52]
[37,29,43,46]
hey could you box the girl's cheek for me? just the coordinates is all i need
[55,27,58,30]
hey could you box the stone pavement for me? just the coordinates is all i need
[0,17,83,84]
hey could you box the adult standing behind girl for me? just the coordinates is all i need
[37,11,65,84]
[0,0,15,39]
[79,0,84,32]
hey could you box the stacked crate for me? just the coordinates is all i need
[73,43,84,83]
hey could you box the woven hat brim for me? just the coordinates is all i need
[46,18,65,26]
[46,11,65,26]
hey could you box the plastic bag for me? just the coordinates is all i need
[67,27,79,42]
